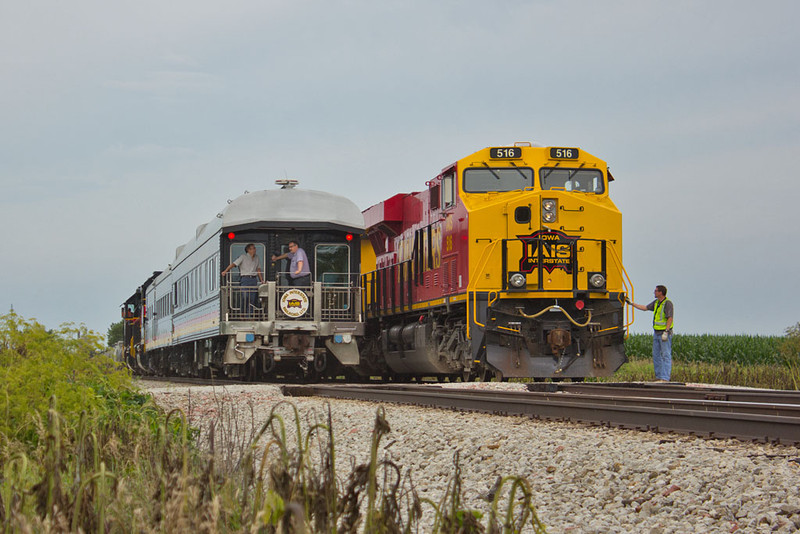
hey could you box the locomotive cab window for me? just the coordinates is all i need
[429,182,441,211]
[540,168,604,194]
[442,172,456,208]
[463,167,533,193]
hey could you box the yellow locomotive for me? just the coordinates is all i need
[360,143,631,380]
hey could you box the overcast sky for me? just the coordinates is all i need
[1,0,798,337]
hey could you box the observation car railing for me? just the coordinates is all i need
[224,282,264,320]
[222,273,361,322]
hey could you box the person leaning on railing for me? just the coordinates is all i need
[222,244,264,312]
[272,241,311,286]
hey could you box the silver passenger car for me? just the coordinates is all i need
[124,181,365,380]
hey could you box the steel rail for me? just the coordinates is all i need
[526,382,800,405]
[282,384,800,445]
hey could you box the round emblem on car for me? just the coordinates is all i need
[280,289,309,318]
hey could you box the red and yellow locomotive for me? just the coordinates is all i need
[360,143,631,380]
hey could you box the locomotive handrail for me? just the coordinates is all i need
[360,261,413,318]
[604,241,634,336]
[468,234,629,338]
[467,238,501,339]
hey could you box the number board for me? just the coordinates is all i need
[489,147,522,159]
[549,147,580,160]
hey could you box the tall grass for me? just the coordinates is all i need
[2,395,547,532]
[1,312,546,532]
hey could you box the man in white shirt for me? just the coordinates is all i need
[222,244,264,315]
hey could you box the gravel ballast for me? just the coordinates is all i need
[142,381,800,533]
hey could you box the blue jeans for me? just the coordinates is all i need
[290,274,311,287]
[240,276,259,315]
[652,331,672,381]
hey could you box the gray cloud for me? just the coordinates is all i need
[1,0,799,335]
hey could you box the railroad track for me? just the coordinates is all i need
[526,381,800,405]
[136,375,249,387]
[282,383,800,446]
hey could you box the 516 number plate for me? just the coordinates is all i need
[550,147,579,159]
[490,147,522,159]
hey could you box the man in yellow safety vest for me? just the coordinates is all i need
[628,285,674,381]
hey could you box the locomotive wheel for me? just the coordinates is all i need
[480,368,503,382]
[314,353,327,373]
[245,358,258,382]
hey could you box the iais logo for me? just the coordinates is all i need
[516,230,577,274]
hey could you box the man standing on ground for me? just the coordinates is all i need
[628,285,674,381]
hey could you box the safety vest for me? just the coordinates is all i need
[653,298,673,331]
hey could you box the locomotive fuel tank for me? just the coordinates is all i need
[382,322,457,375]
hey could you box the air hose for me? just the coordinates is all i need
[518,305,593,328]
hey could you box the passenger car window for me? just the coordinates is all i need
[315,244,350,285]
[228,243,266,282]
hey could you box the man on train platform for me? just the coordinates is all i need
[272,240,311,286]
[627,285,674,382]
[221,243,264,316]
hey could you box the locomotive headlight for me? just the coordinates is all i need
[589,273,606,288]
[509,272,527,289]
[542,199,557,223]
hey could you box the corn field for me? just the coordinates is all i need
[618,330,800,390]
[625,333,784,365]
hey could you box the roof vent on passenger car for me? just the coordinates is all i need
[276,179,299,189]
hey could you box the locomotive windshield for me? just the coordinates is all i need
[463,167,534,192]
[540,168,604,194]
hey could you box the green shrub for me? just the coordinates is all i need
[0,312,137,446]
[1,312,545,532]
